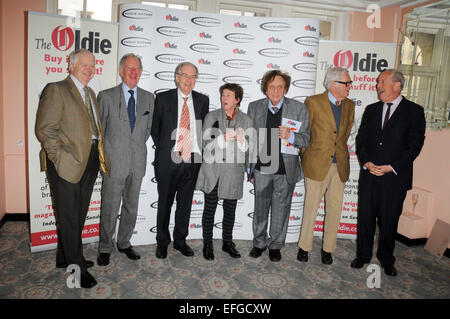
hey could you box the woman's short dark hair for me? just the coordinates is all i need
[260,70,291,95]
[219,83,244,106]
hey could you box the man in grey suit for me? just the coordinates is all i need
[247,70,310,262]
[97,53,154,266]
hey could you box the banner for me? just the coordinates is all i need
[27,12,118,252]
[118,4,320,245]
[314,41,397,238]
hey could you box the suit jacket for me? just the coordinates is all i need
[35,76,110,184]
[98,83,154,179]
[356,96,425,191]
[301,91,355,182]
[247,97,310,185]
[150,88,209,181]
[195,108,254,200]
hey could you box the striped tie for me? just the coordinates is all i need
[177,97,192,162]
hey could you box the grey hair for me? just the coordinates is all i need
[68,48,95,69]
[323,67,349,90]
[174,62,198,77]
[381,69,405,89]
[119,53,143,70]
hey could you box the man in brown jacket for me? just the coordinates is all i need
[297,67,354,265]
[35,48,109,288]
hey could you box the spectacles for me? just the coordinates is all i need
[335,80,353,87]
[178,73,198,80]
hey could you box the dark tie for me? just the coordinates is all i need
[128,90,136,133]
[382,102,393,130]
[273,106,279,114]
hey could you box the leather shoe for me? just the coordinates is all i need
[297,248,308,262]
[249,246,266,258]
[80,271,97,289]
[269,249,281,262]
[117,245,140,260]
[97,253,110,266]
[321,249,333,265]
[56,260,94,269]
[222,241,241,258]
[382,264,398,276]
[156,244,168,259]
[203,241,214,260]
[350,257,369,269]
[174,242,194,257]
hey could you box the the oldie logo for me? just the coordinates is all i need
[224,33,255,43]
[199,32,212,39]
[164,42,177,49]
[122,8,153,19]
[267,63,280,69]
[121,37,151,47]
[258,48,289,58]
[198,58,211,65]
[303,51,315,58]
[333,50,388,72]
[51,26,112,54]
[292,79,316,89]
[197,73,218,84]
[268,36,281,43]
[156,26,187,37]
[52,26,74,51]
[190,43,220,54]
[233,48,246,55]
[260,22,291,31]
[191,16,221,27]
[129,25,143,31]
[234,22,247,28]
[293,62,316,72]
[222,76,252,85]
[155,71,175,81]
[305,25,317,32]
[155,54,185,64]
[166,14,179,21]
[223,59,253,69]
[294,36,319,47]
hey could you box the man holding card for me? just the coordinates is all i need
[297,67,355,265]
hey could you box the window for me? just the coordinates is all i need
[58,0,112,21]
[142,1,191,10]
[220,9,264,17]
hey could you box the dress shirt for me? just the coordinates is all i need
[175,89,201,155]
[122,83,137,116]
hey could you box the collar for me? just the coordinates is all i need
[384,94,403,108]
[328,90,341,106]
[70,74,86,91]
[268,97,284,114]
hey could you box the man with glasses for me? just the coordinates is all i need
[297,67,355,265]
[151,62,209,259]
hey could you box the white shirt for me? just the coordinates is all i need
[70,75,99,139]
[175,89,201,155]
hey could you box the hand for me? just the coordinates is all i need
[224,129,237,141]
[236,128,245,144]
[278,126,291,140]
[250,178,254,184]
[365,162,392,176]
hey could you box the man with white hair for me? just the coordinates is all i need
[297,67,355,265]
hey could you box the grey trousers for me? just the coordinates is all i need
[98,173,143,254]
[252,170,296,250]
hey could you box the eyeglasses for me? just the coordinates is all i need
[335,80,353,87]
[178,73,198,80]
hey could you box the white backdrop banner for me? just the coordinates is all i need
[118,3,320,245]
[27,12,118,252]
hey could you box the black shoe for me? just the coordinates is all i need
[321,249,333,265]
[249,246,266,258]
[117,245,140,260]
[297,248,308,262]
[174,242,194,257]
[97,253,110,266]
[350,257,369,269]
[80,271,97,289]
[382,264,398,276]
[156,244,168,259]
[269,249,281,262]
[222,241,241,258]
[56,260,94,269]
[203,241,214,260]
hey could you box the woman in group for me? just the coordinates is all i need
[196,83,253,260]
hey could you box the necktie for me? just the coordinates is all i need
[128,90,136,133]
[382,103,393,130]
[83,87,99,139]
[273,106,279,114]
[177,97,191,162]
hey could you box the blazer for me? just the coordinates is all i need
[35,76,110,184]
[98,83,154,179]
[301,90,355,183]
[356,96,426,191]
[247,96,310,185]
[195,108,254,200]
[150,88,209,180]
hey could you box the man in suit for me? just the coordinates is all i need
[96,54,154,266]
[352,69,426,276]
[151,62,209,259]
[247,70,310,262]
[35,48,110,288]
[297,67,355,265]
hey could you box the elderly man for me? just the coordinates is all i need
[151,62,209,259]
[352,69,425,276]
[247,70,310,262]
[35,48,109,288]
[297,67,355,265]
[96,53,154,266]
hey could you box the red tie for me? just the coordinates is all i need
[177,97,191,162]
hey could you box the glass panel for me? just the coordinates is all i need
[58,0,83,17]
[220,9,242,16]
[87,0,112,21]
[168,4,190,10]
[320,21,331,40]
[400,32,435,66]
[142,1,166,7]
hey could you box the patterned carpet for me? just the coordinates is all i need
[0,221,449,300]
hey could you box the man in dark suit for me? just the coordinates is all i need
[352,69,426,276]
[151,62,209,259]
[96,54,154,266]
[35,49,110,288]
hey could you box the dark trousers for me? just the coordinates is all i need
[156,157,201,246]
[46,142,99,273]
[356,177,406,266]
[202,183,238,242]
